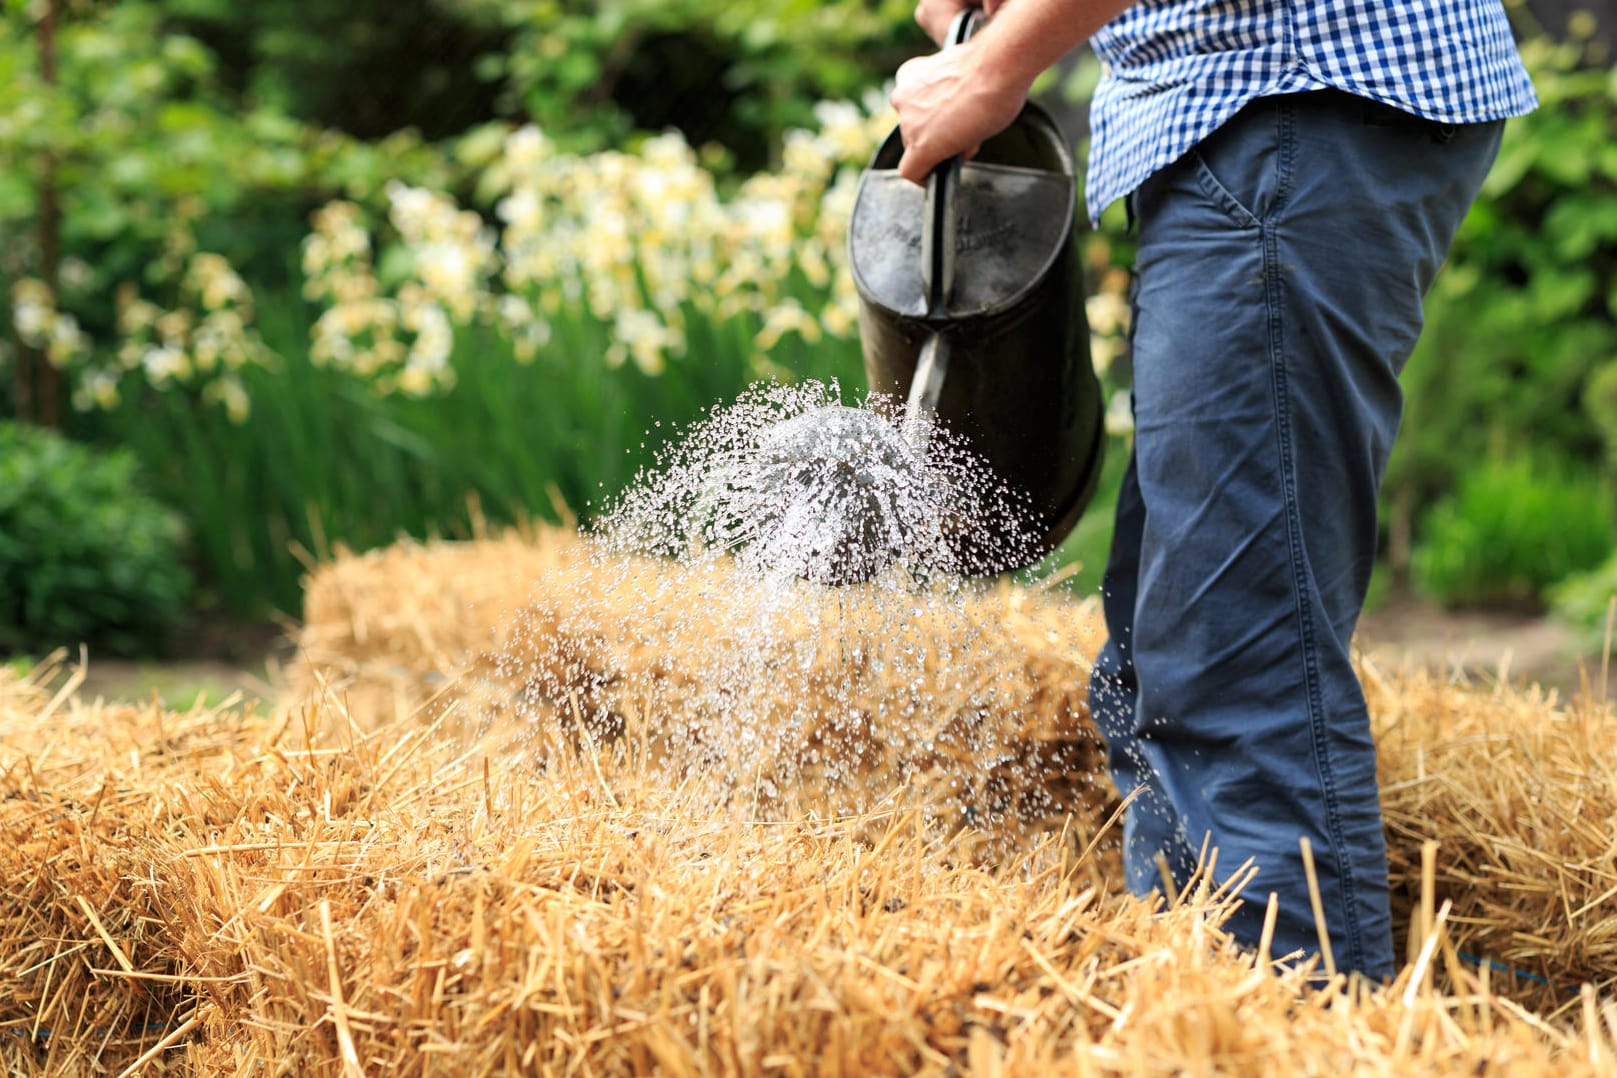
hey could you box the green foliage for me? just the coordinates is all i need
[1550,550,1617,657]
[0,1,465,315]
[164,0,513,140]
[83,289,862,616]
[1388,33,1617,569]
[0,421,193,657]
[1585,359,1617,473]
[444,0,922,169]
[1410,454,1615,609]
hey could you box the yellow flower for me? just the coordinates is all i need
[141,344,191,385]
[397,364,435,397]
[72,368,121,413]
[156,309,193,343]
[1090,333,1122,378]
[505,124,550,172]
[204,374,251,423]
[821,301,855,339]
[1104,389,1135,438]
[45,312,89,368]
[755,298,822,351]
[10,278,52,347]
[1086,291,1130,337]
[782,129,833,182]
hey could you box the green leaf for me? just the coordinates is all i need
[1532,268,1597,320]
[1482,136,1536,197]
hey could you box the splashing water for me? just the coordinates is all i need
[602,380,1041,583]
[494,380,1099,836]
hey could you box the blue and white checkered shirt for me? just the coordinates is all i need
[1085,1,1538,221]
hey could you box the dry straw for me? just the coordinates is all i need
[1368,656,1617,1019]
[290,529,1119,856]
[3,528,1614,1073]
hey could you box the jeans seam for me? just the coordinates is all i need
[1261,99,1365,971]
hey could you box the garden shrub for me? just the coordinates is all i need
[1550,551,1617,657]
[1386,29,1617,572]
[0,421,193,657]
[1410,454,1615,609]
[441,0,922,169]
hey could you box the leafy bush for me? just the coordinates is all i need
[0,2,468,329]
[1410,454,1615,608]
[0,422,193,657]
[167,0,514,141]
[441,0,922,169]
[130,0,926,175]
[1386,30,1617,569]
[1550,551,1617,657]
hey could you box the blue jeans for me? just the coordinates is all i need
[1088,90,1503,980]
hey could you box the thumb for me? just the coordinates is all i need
[897,144,934,186]
[898,142,979,186]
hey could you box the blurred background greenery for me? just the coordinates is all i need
[0,0,1613,659]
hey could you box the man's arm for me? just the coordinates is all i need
[913,0,1009,45]
[891,0,1133,184]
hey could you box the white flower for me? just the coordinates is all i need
[387,181,439,235]
[755,298,822,351]
[813,99,878,163]
[303,233,332,278]
[10,279,52,346]
[1086,291,1130,337]
[496,188,543,231]
[72,367,120,412]
[46,312,91,368]
[59,257,94,292]
[189,253,250,311]
[782,129,833,181]
[1089,333,1123,378]
[1104,389,1135,437]
[505,125,551,174]
[611,307,680,376]
[119,297,161,336]
[397,364,437,397]
[203,374,251,423]
[141,344,190,385]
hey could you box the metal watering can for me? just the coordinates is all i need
[755,9,1104,584]
[849,10,1105,574]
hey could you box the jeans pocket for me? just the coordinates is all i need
[1190,149,1262,230]
[1186,95,1291,230]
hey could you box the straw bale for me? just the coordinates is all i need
[289,529,1119,856]
[289,530,1617,1025]
[1369,659,1617,1019]
[4,657,1615,1075]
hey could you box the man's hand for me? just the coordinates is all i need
[893,0,1132,186]
[890,39,1026,185]
[913,0,1007,46]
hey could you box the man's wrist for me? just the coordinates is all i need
[964,33,1040,112]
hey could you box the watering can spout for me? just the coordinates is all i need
[845,97,1107,574]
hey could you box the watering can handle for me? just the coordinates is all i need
[920,7,983,315]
